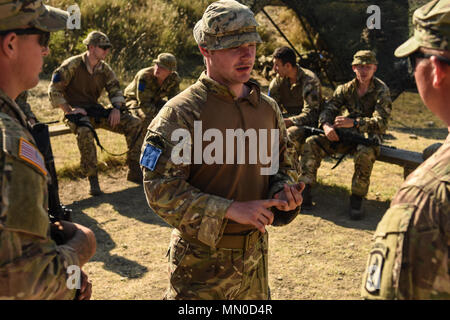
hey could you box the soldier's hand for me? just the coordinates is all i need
[68,107,87,116]
[108,108,121,127]
[334,116,354,128]
[323,123,339,141]
[284,118,293,128]
[225,199,288,233]
[273,182,305,211]
[75,270,92,300]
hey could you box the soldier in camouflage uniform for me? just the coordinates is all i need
[15,91,37,125]
[0,0,96,299]
[48,31,143,194]
[362,0,450,299]
[124,52,181,129]
[299,50,392,219]
[140,0,303,300]
[268,46,322,154]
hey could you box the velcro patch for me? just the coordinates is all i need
[140,144,162,171]
[138,80,146,92]
[52,72,61,83]
[365,243,387,294]
[18,138,47,176]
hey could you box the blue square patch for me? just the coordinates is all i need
[140,144,162,171]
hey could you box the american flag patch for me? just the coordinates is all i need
[18,138,47,176]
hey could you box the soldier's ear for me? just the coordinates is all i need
[430,56,447,88]
[0,32,17,58]
[198,45,211,58]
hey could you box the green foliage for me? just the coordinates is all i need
[44,0,212,83]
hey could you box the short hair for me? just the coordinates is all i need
[273,46,297,67]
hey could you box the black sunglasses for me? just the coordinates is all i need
[98,45,111,51]
[0,28,50,47]
[408,51,450,74]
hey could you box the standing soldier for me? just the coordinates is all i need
[299,50,392,218]
[0,0,96,299]
[140,0,303,300]
[124,52,181,130]
[48,31,143,195]
[268,46,322,154]
[362,0,450,299]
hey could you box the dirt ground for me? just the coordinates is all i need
[57,148,417,300]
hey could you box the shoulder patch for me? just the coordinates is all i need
[140,144,162,171]
[52,72,61,83]
[138,79,146,92]
[18,138,47,176]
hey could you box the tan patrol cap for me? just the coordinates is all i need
[83,31,112,48]
[395,0,450,57]
[153,53,177,71]
[351,50,378,65]
[193,0,262,50]
[0,0,68,32]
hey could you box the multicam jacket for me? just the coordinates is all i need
[319,76,392,139]
[0,89,79,299]
[124,66,181,118]
[48,52,125,108]
[141,72,299,248]
[362,135,450,299]
[268,65,322,127]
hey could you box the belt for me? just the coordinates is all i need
[181,230,263,250]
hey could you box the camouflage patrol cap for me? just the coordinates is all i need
[395,0,450,57]
[153,53,177,71]
[0,0,68,32]
[193,0,262,50]
[83,31,112,48]
[351,50,378,65]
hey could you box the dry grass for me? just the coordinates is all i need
[26,72,446,300]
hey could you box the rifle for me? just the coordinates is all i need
[300,125,424,175]
[29,122,72,245]
[65,104,142,156]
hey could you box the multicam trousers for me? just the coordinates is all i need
[66,113,142,177]
[164,229,269,300]
[299,134,379,197]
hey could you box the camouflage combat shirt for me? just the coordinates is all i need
[0,89,79,299]
[141,72,299,248]
[48,51,125,108]
[15,91,37,123]
[319,76,392,139]
[268,65,322,127]
[124,66,181,116]
[362,134,450,299]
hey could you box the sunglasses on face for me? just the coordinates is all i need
[408,51,450,74]
[98,45,111,51]
[0,28,50,48]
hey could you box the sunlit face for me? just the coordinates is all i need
[207,42,256,86]
[16,34,50,89]
[352,64,377,85]
[272,58,289,77]
[154,64,171,83]
[91,45,110,61]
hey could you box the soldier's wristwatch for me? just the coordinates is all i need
[353,119,359,128]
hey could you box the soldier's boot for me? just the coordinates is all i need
[349,194,364,220]
[127,163,143,184]
[301,184,313,210]
[88,175,103,196]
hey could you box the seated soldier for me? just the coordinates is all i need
[268,46,322,154]
[299,50,392,219]
[48,31,143,194]
[124,52,181,130]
